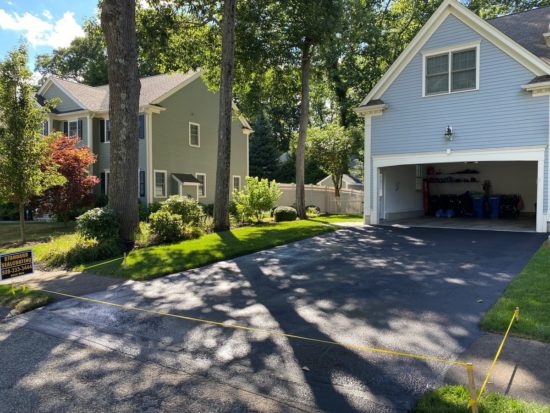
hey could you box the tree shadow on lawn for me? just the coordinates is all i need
[95,222,334,280]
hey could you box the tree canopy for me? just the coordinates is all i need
[34,0,550,185]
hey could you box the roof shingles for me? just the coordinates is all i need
[43,71,198,113]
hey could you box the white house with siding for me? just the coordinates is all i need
[356,0,550,233]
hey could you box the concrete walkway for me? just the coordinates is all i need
[0,270,123,320]
[446,333,550,405]
[0,269,122,297]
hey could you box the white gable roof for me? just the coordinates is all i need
[358,0,550,109]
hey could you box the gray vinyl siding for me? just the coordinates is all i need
[151,77,249,204]
[92,115,148,201]
[42,84,82,113]
[371,13,549,211]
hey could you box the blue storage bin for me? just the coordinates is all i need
[489,196,500,219]
[472,197,484,218]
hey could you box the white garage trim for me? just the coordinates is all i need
[370,146,546,232]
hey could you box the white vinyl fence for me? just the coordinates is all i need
[277,183,364,215]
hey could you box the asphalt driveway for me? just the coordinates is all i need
[1,226,545,412]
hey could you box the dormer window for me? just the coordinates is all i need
[423,42,479,96]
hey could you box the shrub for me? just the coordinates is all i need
[160,196,203,225]
[76,207,119,242]
[306,205,321,217]
[201,203,214,217]
[147,202,162,215]
[149,210,184,243]
[134,222,153,248]
[40,234,121,268]
[273,206,298,222]
[233,177,282,222]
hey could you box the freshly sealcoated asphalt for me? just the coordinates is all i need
[0,226,544,412]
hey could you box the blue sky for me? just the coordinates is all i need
[0,0,98,78]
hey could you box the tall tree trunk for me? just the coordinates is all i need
[101,0,141,248]
[295,39,313,219]
[213,0,237,232]
[18,202,25,243]
[332,175,341,198]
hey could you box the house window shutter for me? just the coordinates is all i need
[139,170,146,197]
[138,115,145,140]
[100,172,106,194]
[63,121,68,136]
[78,119,83,140]
[100,120,105,143]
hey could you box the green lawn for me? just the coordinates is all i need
[0,221,75,247]
[481,243,550,342]
[414,385,549,413]
[0,284,52,314]
[78,219,338,280]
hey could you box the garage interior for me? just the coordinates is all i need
[379,161,537,232]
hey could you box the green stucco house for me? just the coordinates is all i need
[36,71,252,205]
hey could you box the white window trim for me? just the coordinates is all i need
[154,169,168,199]
[64,118,83,140]
[422,40,480,97]
[103,169,110,195]
[195,172,206,198]
[232,175,241,192]
[189,122,200,147]
[102,118,111,144]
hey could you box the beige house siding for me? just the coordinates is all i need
[151,78,249,204]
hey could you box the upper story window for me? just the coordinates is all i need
[424,43,479,96]
[100,119,111,143]
[139,114,145,140]
[189,122,200,147]
[63,120,83,140]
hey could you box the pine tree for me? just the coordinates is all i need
[249,113,280,180]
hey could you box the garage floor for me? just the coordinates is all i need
[381,215,536,232]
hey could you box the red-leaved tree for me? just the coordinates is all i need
[37,134,99,223]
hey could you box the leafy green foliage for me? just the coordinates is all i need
[149,210,186,243]
[76,207,119,243]
[273,206,298,222]
[233,177,282,222]
[160,195,204,225]
[35,20,109,86]
[0,46,65,241]
[307,123,356,195]
[249,113,280,180]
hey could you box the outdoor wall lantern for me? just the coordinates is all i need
[444,125,454,141]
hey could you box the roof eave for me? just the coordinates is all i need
[359,0,550,106]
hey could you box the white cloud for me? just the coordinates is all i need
[42,10,53,20]
[0,9,84,49]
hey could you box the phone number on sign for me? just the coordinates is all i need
[1,264,33,277]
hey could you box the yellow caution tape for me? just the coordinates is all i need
[475,307,520,403]
[35,287,471,367]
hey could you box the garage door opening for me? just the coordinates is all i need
[377,161,538,232]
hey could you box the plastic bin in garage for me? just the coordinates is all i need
[489,196,501,219]
[472,196,484,218]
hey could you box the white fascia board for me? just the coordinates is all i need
[37,77,54,96]
[353,104,388,116]
[360,0,550,106]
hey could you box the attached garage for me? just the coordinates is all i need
[370,147,545,232]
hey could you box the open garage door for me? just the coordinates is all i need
[370,147,546,232]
